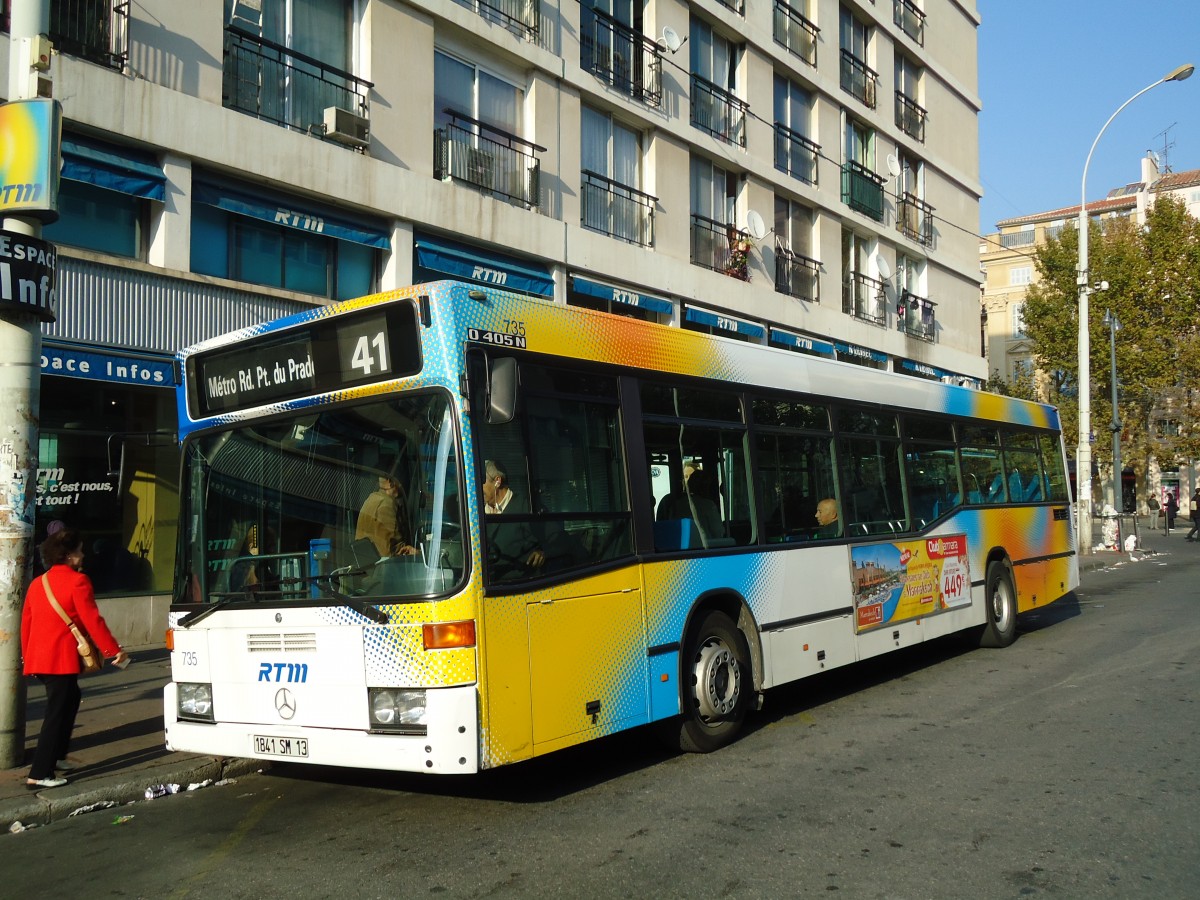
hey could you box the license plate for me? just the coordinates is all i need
[253,734,309,758]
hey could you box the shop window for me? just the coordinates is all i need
[42,180,143,259]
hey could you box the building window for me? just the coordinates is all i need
[839,5,876,108]
[1009,266,1032,287]
[581,106,654,246]
[50,0,130,71]
[691,157,746,277]
[774,196,819,302]
[894,54,925,142]
[690,17,747,146]
[43,180,143,259]
[841,116,884,220]
[579,0,662,106]
[896,152,933,245]
[1011,302,1027,337]
[190,182,382,301]
[773,0,817,68]
[774,74,817,185]
[223,0,371,145]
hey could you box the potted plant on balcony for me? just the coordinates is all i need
[724,229,753,281]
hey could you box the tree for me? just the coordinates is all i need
[1020,195,1200,495]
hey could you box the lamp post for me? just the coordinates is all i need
[1075,62,1194,554]
[1103,309,1121,511]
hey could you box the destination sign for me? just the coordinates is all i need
[191,304,420,418]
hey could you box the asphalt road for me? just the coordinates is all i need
[5,551,1198,899]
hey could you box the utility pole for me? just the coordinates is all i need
[0,0,58,768]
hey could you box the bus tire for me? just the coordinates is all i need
[672,610,751,753]
[979,560,1017,648]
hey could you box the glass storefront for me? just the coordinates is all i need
[37,374,178,596]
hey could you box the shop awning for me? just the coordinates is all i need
[768,328,835,356]
[61,136,166,201]
[684,306,765,339]
[193,177,391,249]
[833,340,888,363]
[415,234,554,297]
[900,359,950,379]
[571,276,673,315]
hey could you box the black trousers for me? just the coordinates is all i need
[30,674,81,779]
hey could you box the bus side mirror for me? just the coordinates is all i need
[487,357,517,424]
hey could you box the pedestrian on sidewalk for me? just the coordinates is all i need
[1165,493,1178,533]
[21,528,129,789]
[1147,494,1161,531]
[1188,489,1200,542]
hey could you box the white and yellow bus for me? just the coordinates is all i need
[165,280,1078,772]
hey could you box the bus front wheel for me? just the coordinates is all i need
[979,560,1017,648]
[672,610,751,753]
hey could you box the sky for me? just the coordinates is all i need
[977,1,1200,233]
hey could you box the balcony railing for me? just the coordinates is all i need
[839,49,878,108]
[775,249,820,302]
[895,92,926,143]
[774,123,819,186]
[999,230,1035,248]
[691,74,748,147]
[434,113,544,209]
[579,7,663,108]
[894,0,926,46]
[897,193,934,246]
[841,161,885,221]
[715,0,745,15]
[50,0,130,71]
[459,0,540,41]
[581,170,656,247]
[224,26,373,145]
[691,214,751,281]
[772,0,818,67]
[898,292,936,341]
[843,273,887,326]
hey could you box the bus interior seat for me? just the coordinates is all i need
[654,518,698,550]
[1024,478,1043,501]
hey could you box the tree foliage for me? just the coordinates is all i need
[1020,195,1200,484]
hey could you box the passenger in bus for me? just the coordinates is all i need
[814,498,841,538]
[657,467,724,544]
[356,475,417,559]
[482,460,545,573]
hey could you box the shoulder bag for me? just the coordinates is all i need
[41,574,103,674]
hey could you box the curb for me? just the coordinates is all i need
[3,755,269,832]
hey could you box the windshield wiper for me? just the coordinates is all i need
[178,584,264,628]
[177,571,390,628]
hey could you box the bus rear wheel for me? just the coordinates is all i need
[672,610,751,753]
[979,560,1017,648]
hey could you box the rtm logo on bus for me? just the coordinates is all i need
[258,663,308,683]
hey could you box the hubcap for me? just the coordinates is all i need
[693,637,741,720]
[992,581,1012,631]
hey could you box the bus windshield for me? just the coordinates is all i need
[179,391,465,605]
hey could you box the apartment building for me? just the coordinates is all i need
[0,0,984,636]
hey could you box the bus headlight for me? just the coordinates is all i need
[178,683,214,722]
[368,688,427,733]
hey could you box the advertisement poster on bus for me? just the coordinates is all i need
[850,534,971,632]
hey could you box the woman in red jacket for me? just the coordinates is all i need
[21,528,129,788]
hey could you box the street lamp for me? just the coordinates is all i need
[1075,62,1194,553]
[1103,309,1121,511]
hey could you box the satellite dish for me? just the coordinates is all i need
[746,209,768,242]
[876,256,892,280]
[659,26,684,54]
[886,154,901,178]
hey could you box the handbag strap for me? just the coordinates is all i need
[41,573,76,627]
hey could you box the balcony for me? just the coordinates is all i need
[898,292,936,341]
[839,49,878,108]
[841,161,885,221]
[894,0,926,46]
[843,273,887,326]
[224,26,373,147]
[435,113,544,209]
[580,7,663,107]
[691,215,751,281]
[775,249,820,302]
[581,170,656,247]
[895,92,926,143]
[897,193,934,246]
[774,123,819,186]
[715,0,745,15]
[50,0,130,71]
[458,0,540,41]
[1000,230,1035,248]
[691,75,748,147]
[773,0,818,67]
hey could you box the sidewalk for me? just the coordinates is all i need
[1,649,263,831]
[1,521,1189,831]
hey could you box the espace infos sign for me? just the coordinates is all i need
[0,230,56,321]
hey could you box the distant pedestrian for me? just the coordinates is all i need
[1165,493,1179,533]
[1188,490,1200,542]
[21,528,128,788]
[1147,494,1161,531]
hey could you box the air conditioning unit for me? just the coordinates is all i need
[323,106,369,148]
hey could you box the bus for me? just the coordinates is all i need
[164,280,1078,773]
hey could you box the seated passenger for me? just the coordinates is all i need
[658,467,723,544]
[482,459,545,575]
[814,498,841,538]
